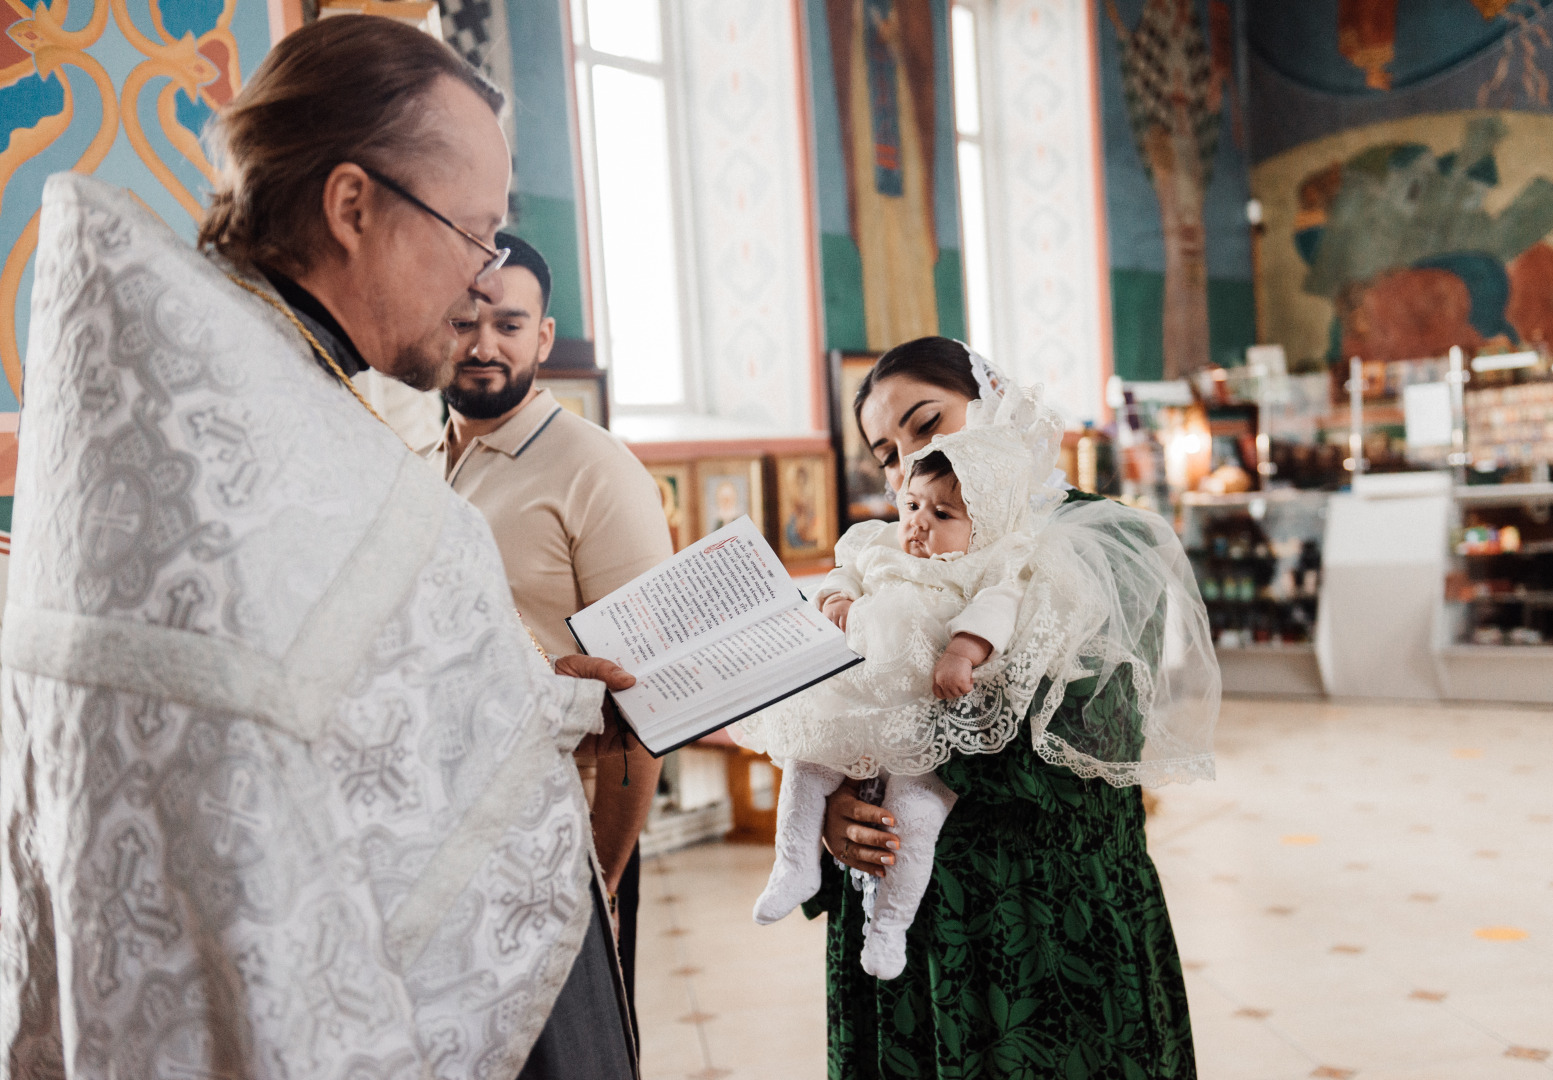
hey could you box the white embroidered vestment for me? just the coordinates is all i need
[0,174,604,1080]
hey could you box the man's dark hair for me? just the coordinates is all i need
[495,232,552,316]
[908,450,957,485]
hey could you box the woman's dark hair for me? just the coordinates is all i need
[851,336,978,437]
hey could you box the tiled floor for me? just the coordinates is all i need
[636,697,1553,1079]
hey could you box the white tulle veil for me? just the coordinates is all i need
[954,354,1219,787]
[735,348,1216,788]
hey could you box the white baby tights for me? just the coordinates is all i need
[753,760,957,980]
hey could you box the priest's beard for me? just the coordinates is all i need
[442,351,538,420]
[382,325,459,392]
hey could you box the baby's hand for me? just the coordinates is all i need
[932,651,975,699]
[821,593,854,631]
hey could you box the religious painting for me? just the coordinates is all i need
[1252,112,1553,370]
[537,371,609,428]
[804,0,966,352]
[646,462,695,553]
[829,350,899,526]
[1244,0,1553,373]
[695,457,766,538]
[774,452,838,563]
[1099,0,1254,381]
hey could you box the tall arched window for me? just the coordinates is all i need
[951,0,994,359]
[570,0,696,410]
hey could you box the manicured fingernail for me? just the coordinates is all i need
[883,855,894,865]
[887,840,900,850]
[882,817,895,826]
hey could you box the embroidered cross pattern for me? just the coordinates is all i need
[93,825,180,998]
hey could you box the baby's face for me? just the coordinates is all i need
[899,472,972,557]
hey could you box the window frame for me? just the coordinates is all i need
[949,0,1003,363]
[569,0,705,415]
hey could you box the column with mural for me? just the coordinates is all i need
[803,0,967,353]
[1098,0,1255,382]
[1,0,270,559]
[440,0,590,344]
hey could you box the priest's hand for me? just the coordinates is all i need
[821,779,897,879]
[553,655,637,691]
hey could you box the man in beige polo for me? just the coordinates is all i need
[423,235,671,1044]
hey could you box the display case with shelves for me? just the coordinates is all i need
[1179,489,1328,695]
[1437,481,1553,703]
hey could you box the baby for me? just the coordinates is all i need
[824,453,1001,702]
[735,403,1066,980]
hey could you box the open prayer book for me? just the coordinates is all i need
[566,516,862,756]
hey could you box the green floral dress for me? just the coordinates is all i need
[803,494,1197,1079]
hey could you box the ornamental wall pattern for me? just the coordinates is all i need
[982,0,1108,424]
[680,0,817,433]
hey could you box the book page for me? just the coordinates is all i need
[612,602,850,742]
[568,516,793,670]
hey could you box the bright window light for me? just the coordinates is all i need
[957,141,992,357]
[586,0,662,62]
[590,65,685,405]
[951,4,980,136]
[952,2,993,357]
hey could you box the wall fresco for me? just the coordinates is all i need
[1246,0,1553,367]
[1097,0,1255,382]
[804,0,966,353]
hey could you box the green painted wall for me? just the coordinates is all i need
[819,233,868,352]
[1111,270,1257,381]
[508,0,587,342]
[934,250,966,343]
[516,193,586,340]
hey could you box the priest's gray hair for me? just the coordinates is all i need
[199,15,504,274]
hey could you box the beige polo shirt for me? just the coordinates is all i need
[424,389,673,661]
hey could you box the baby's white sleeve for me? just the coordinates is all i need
[814,562,863,605]
[947,581,1023,658]
[814,520,890,606]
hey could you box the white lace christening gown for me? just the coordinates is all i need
[736,518,1067,980]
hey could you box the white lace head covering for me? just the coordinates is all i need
[957,341,1072,494]
[745,349,1218,789]
[963,341,1009,403]
[904,382,1067,551]
[904,367,1219,788]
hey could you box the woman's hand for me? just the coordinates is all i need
[822,780,899,878]
[553,655,636,691]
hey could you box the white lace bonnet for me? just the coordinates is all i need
[903,377,1068,551]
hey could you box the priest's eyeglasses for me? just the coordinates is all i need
[360,166,510,285]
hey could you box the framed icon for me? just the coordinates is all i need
[646,461,695,552]
[695,457,765,538]
[829,350,898,526]
[773,452,837,562]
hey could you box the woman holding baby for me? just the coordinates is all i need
[741,337,1219,1079]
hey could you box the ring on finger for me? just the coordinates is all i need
[841,839,854,860]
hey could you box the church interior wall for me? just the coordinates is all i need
[1244,0,1553,374]
[977,0,1110,424]
[1095,0,1257,383]
[0,0,273,569]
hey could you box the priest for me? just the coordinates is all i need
[1,15,636,1080]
